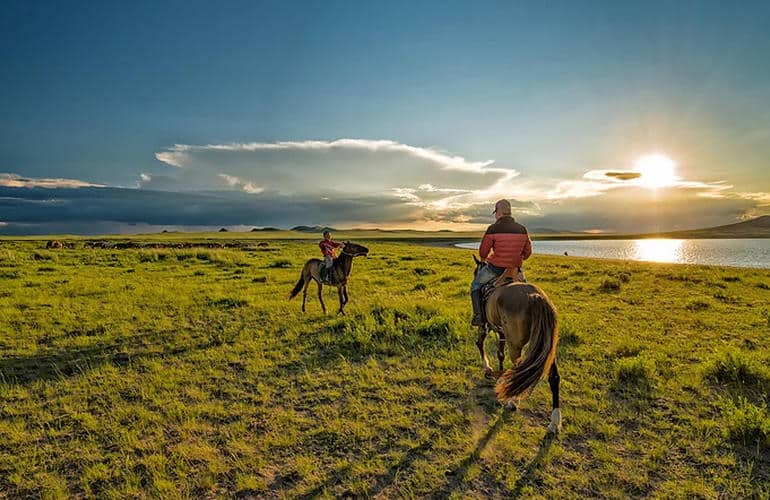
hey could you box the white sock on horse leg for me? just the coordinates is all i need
[548,408,562,434]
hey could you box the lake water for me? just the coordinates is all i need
[455,239,770,269]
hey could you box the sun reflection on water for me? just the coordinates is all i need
[633,239,684,263]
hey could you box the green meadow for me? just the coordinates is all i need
[0,236,769,498]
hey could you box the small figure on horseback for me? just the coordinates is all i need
[319,230,344,284]
[289,237,369,315]
[471,199,562,433]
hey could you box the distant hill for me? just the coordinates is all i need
[658,215,770,239]
[531,227,574,234]
[291,225,337,233]
[251,227,281,232]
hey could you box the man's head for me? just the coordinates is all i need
[492,199,512,220]
[323,230,331,240]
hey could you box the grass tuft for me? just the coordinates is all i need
[686,300,710,312]
[599,277,621,292]
[210,297,248,309]
[713,291,739,304]
[703,349,770,400]
[723,397,770,450]
[615,357,656,396]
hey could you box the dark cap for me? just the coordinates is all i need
[492,199,512,215]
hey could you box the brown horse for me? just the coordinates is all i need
[473,255,562,433]
[289,242,369,315]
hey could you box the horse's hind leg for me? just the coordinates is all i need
[548,360,562,433]
[317,282,326,314]
[476,326,493,377]
[301,278,311,313]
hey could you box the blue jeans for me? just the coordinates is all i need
[470,263,506,293]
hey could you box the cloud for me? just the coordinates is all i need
[2,136,768,234]
[2,181,769,235]
[149,139,518,203]
[604,172,641,181]
[0,173,103,189]
[545,168,735,201]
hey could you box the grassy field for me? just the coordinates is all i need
[0,236,769,498]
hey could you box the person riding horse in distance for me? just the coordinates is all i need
[319,230,344,282]
[470,199,532,326]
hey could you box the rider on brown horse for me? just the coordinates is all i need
[319,230,344,283]
[470,199,532,326]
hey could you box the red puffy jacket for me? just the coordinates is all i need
[479,216,532,269]
[319,239,344,257]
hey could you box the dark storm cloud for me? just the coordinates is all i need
[604,172,642,181]
[0,186,421,234]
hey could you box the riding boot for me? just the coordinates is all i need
[471,289,485,326]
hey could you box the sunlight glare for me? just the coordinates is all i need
[635,154,678,189]
[634,239,683,263]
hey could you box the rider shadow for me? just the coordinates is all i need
[298,440,436,498]
[509,431,558,496]
[434,408,511,496]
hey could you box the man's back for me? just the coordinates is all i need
[479,216,532,269]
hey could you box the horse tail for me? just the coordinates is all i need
[288,265,307,300]
[495,292,559,403]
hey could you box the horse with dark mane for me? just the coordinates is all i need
[289,241,369,315]
[473,255,562,433]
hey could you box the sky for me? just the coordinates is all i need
[2,0,770,234]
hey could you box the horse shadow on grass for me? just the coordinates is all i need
[297,440,435,498]
[429,407,511,497]
[0,329,224,386]
[509,431,558,496]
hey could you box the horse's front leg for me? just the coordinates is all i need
[337,286,345,315]
[317,281,326,314]
[476,325,493,377]
[342,286,349,305]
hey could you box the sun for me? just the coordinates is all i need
[635,153,678,189]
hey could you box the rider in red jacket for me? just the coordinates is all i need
[319,230,344,276]
[471,199,532,326]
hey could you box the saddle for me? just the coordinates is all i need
[478,267,525,331]
[481,268,525,302]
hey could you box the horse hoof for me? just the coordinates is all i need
[548,408,562,434]
[504,399,518,412]
[484,369,494,380]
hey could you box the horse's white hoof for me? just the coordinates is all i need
[548,408,562,434]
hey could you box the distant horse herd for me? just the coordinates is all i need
[41,238,562,433]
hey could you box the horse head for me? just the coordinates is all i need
[472,254,483,276]
[342,241,369,257]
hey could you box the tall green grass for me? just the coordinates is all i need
[0,238,768,497]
